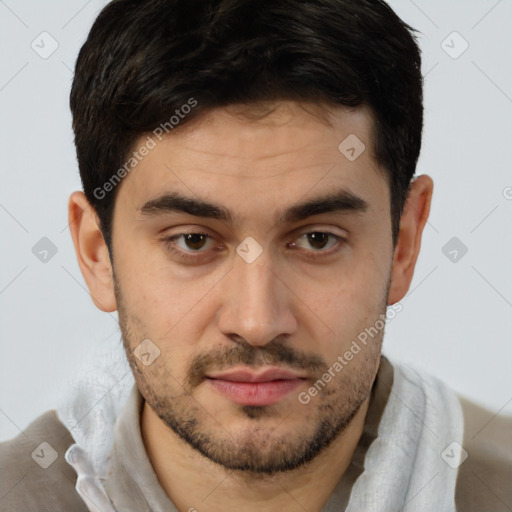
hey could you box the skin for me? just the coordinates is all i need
[69,100,433,512]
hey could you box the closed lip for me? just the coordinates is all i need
[206,367,307,383]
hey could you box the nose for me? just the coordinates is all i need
[216,251,298,348]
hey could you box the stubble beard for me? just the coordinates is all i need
[115,278,386,475]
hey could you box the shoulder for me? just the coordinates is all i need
[0,409,88,511]
[456,395,512,511]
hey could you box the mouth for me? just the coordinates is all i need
[205,367,307,407]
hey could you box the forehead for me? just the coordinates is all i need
[115,100,387,219]
[163,100,375,164]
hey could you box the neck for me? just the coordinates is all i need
[141,397,369,512]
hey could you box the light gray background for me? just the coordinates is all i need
[1,0,511,442]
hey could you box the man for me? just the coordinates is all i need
[1,0,510,510]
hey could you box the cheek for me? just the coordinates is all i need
[114,251,200,335]
[304,261,388,357]
[116,273,222,375]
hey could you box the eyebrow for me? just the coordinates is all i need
[138,189,368,224]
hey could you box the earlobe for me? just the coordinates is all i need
[387,175,433,304]
[68,191,117,312]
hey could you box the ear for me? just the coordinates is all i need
[68,191,117,312]
[387,175,433,304]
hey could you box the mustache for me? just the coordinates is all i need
[186,340,328,389]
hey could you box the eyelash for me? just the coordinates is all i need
[161,231,346,262]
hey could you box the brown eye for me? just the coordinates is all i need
[163,232,214,256]
[161,229,226,265]
[306,232,330,250]
[182,233,208,250]
[293,231,341,252]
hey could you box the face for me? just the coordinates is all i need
[110,101,394,474]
